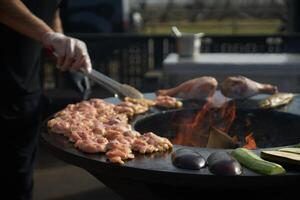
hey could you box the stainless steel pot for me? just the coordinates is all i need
[176,32,204,58]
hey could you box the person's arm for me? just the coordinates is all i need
[52,9,91,94]
[52,9,63,33]
[0,0,91,72]
[0,0,53,42]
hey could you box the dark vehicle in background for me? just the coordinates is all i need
[60,0,138,33]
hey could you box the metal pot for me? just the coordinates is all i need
[176,33,204,58]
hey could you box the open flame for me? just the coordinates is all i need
[172,100,257,149]
[243,133,257,149]
[209,101,236,133]
[172,102,212,147]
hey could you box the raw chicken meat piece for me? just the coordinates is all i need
[106,140,134,164]
[156,76,218,100]
[154,95,182,108]
[124,97,155,107]
[48,98,173,164]
[132,132,173,154]
[74,136,108,153]
[48,118,70,136]
[220,76,278,99]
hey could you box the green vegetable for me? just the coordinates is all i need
[294,143,300,148]
[231,148,286,175]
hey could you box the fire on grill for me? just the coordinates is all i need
[154,75,298,150]
[171,100,257,149]
[42,75,300,200]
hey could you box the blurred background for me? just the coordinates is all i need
[37,0,300,199]
[43,0,300,103]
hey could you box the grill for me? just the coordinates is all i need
[41,92,300,200]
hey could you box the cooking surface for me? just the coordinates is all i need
[42,132,300,176]
[41,92,300,186]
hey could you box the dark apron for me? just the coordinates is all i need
[1,91,43,200]
[0,0,61,198]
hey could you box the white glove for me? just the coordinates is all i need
[42,32,92,73]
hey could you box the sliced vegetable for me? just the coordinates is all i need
[231,148,285,175]
[261,150,300,166]
[279,148,300,155]
[258,93,294,109]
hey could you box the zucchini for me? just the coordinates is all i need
[231,148,286,175]
[294,143,300,148]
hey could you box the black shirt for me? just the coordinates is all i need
[0,0,61,99]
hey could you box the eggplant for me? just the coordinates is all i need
[279,148,300,155]
[207,151,242,176]
[261,150,300,168]
[171,148,206,170]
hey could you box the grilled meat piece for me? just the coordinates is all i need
[74,136,108,153]
[156,76,218,100]
[124,97,156,107]
[259,93,295,109]
[48,98,173,164]
[132,132,173,154]
[220,76,278,99]
[154,95,183,108]
[106,139,135,164]
[115,99,150,116]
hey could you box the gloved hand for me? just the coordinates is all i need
[42,32,92,73]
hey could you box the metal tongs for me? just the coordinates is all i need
[46,48,143,100]
[82,69,144,100]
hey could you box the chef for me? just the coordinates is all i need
[0,0,91,199]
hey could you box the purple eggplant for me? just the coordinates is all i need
[207,151,242,176]
[171,148,206,170]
